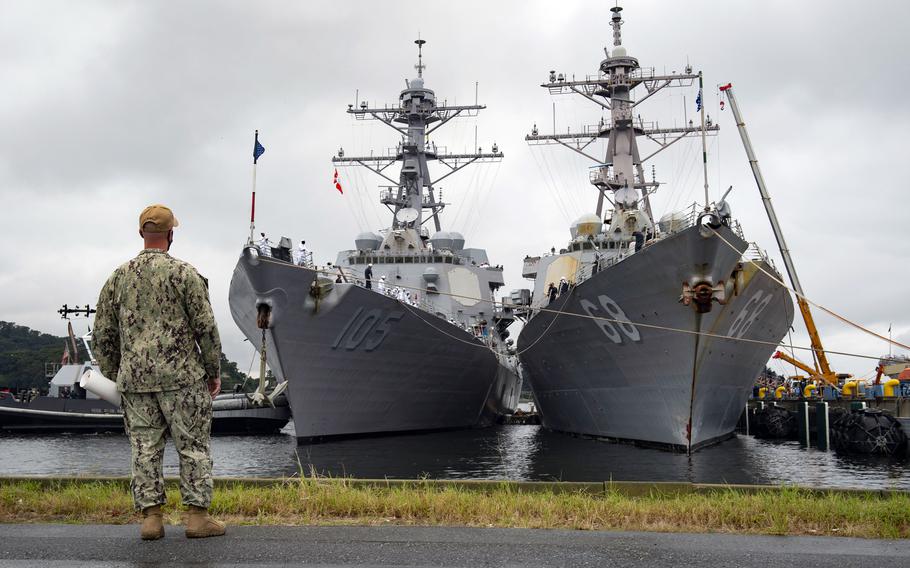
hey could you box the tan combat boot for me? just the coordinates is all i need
[185,505,226,538]
[140,505,164,541]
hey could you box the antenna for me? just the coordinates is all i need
[335,38,500,235]
[610,5,623,46]
[415,37,426,78]
[58,304,96,319]
[698,71,710,208]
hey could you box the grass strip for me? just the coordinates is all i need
[0,478,907,539]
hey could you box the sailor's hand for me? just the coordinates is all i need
[207,376,221,398]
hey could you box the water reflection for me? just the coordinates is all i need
[295,425,909,489]
[1,423,907,490]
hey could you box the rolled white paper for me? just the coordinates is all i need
[79,369,122,407]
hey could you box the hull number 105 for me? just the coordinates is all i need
[332,307,404,352]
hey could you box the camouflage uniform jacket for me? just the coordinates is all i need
[93,249,221,393]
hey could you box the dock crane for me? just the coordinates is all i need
[720,84,848,387]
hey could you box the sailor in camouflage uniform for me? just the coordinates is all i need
[93,204,226,540]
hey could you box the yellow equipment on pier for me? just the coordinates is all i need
[724,84,851,390]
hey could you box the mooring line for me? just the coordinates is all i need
[255,255,889,362]
[710,228,910,351]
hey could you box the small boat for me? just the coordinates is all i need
[1,315,291,435]
[0,363,291,435]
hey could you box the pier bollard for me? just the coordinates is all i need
[797,402,810,447]
[815,402,830,451]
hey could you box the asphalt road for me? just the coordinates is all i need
[0,524,908,567]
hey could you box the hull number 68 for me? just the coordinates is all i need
[579,294,641,344]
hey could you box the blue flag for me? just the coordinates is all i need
[695,89,703,112]
[253,130,265,164]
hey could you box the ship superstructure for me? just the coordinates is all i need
[229,40,521,442]
[514,6,794,451]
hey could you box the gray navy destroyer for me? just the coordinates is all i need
[514,6,794,451]
[229,40,521,442]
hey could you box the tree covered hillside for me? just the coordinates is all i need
[0,321,251,392]
[0,321,79,390]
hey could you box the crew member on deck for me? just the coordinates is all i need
[258,233,271,258]
[364,263,373,289]
[547,282,557,304]
[296,241,308,266]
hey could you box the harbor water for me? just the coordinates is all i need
[1,422,908,490]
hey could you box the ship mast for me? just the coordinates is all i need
[526,5,718,224]
[332,39,502,240]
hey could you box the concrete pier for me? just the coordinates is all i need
[745,396,910,453]
[749,396,909,419]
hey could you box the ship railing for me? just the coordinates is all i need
[379,188,443,207]
[681,207,700,231]
[589,169,626,185]
[378,189,408,205]
[745,242,769,263]
[664,202,702,233]
[347,250,464,266]
[574,262,596,286]
[657,203,748,240]
[569,240,638,285]
[600,249,634,271]
[545,67,695,96]
[579,68,660,86]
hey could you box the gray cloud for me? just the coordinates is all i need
[1,0,907,378]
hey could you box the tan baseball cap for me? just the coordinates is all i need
[139,204,179,232]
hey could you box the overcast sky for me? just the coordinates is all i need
[1,0,907,379]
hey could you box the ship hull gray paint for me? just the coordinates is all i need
[229,256,521,442]
[518,226,794,451]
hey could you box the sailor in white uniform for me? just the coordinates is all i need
[258,233,272,258]
[296,241,308,266]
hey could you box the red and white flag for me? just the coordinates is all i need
[333,169,343,194]
[61,343,70,365]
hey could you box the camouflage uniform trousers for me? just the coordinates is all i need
[121,378,213,510]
